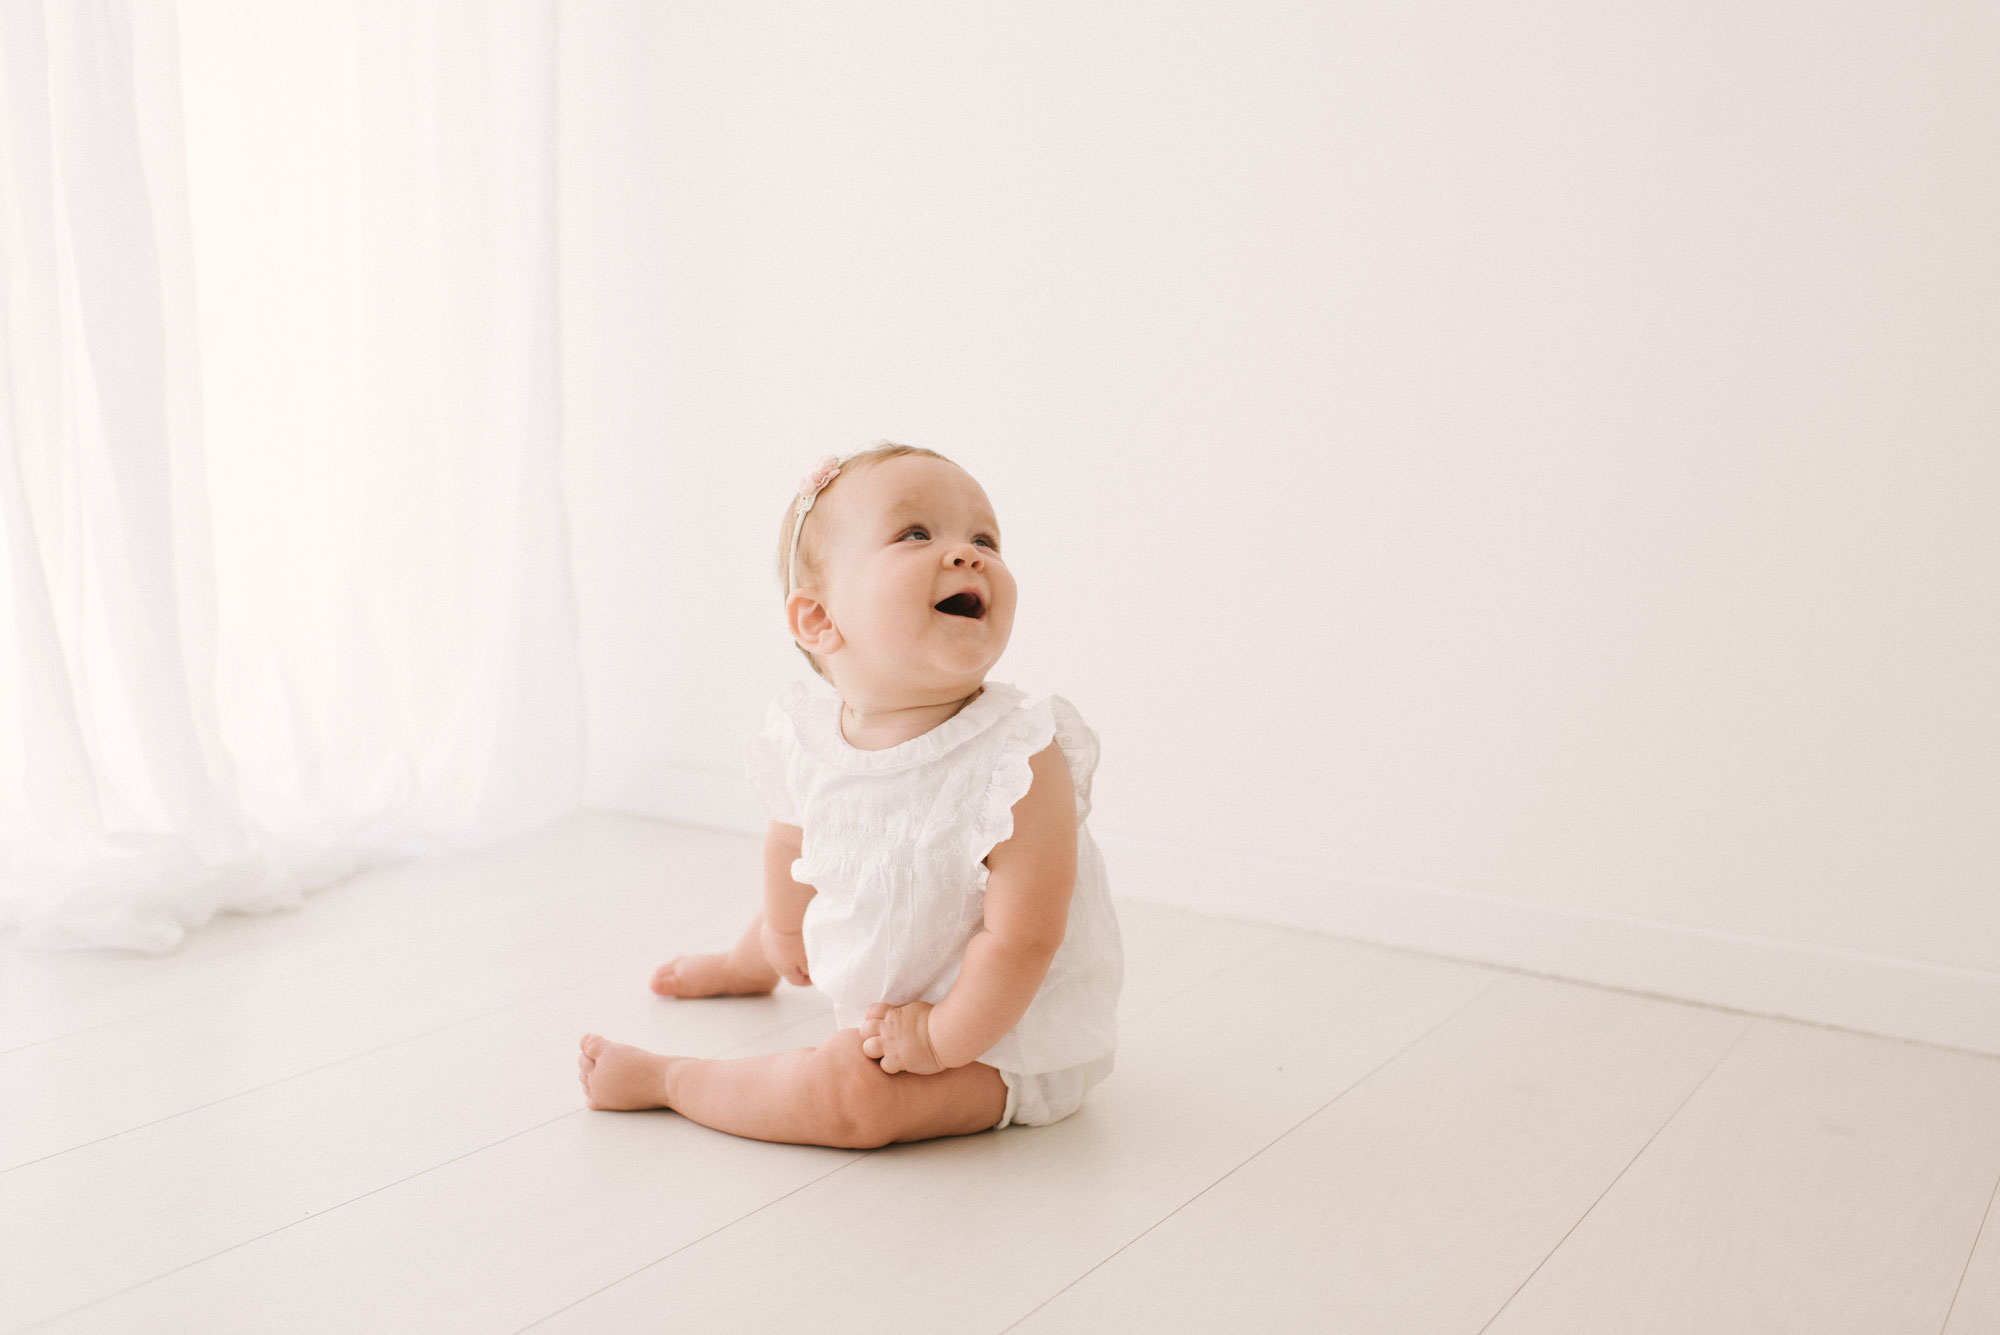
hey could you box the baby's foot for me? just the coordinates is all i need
[649,952,779,998]
[577,1034,682,1111]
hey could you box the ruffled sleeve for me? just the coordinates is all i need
[971,695,1101,859]
[743,685,805,825]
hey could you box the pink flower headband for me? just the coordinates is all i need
[787,454,847,592]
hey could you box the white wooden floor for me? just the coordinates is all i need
[3,810,1997,1334]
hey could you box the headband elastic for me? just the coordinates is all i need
[787,454,847,592]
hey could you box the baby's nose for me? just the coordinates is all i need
[948,547,983,568]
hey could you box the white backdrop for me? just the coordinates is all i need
[557,4,1998,1048]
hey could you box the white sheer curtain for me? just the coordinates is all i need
[0,0,582,951]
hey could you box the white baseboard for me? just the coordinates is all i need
[1094,831,2000,1059]
[595,763,2000,1058]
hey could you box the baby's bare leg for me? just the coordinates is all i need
[577,1029,1006,1149]
[650,912,779,998]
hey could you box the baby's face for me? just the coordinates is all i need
[807,455,1017,699]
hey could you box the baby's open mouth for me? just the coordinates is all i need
[933,591,985,620]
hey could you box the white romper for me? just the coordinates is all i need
[745,680,1122,1129]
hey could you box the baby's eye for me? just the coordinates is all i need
[898,526,929,542]
[974,536,998,550]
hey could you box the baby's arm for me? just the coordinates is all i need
[761,819,815,986]
[862,744,1077,1073]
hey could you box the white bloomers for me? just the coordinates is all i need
[995,1054,1117,1129]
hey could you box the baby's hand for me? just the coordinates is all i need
[858,1001,947,1075]
[760,922,811,987]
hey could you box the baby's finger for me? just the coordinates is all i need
[861,1035,883,1059]
[865,1002,890,1020]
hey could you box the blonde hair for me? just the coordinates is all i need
[778,442,957,677]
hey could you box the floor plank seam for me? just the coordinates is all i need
[1,939,764,1178]
[1116,933,1302,1026]
[0,890,623,1057]
[1442,961,2000,1066]
[0,926,420,1056]
[26,1107,591,1332]
[1469,1014,1759,1335]
[509,1153,871,1333]
[995,973,1510,1334]
[1940,1161,2000,1335]
[22,1004,849,1324]
[0,959,637,1178]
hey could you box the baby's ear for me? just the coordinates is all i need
[786,589,843,658]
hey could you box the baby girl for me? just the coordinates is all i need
[577,444,1122,1146]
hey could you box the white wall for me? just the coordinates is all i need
[557,4,1999,1051]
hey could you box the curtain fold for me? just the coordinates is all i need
[0,0,582,952]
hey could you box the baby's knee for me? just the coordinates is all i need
[809,1029,902,1149]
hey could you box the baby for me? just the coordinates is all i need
[577,444,1122,1147]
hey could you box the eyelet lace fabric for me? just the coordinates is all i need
[744,681,1122,1076]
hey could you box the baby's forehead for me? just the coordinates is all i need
[852,462,998,526]
[879,486,996,522]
